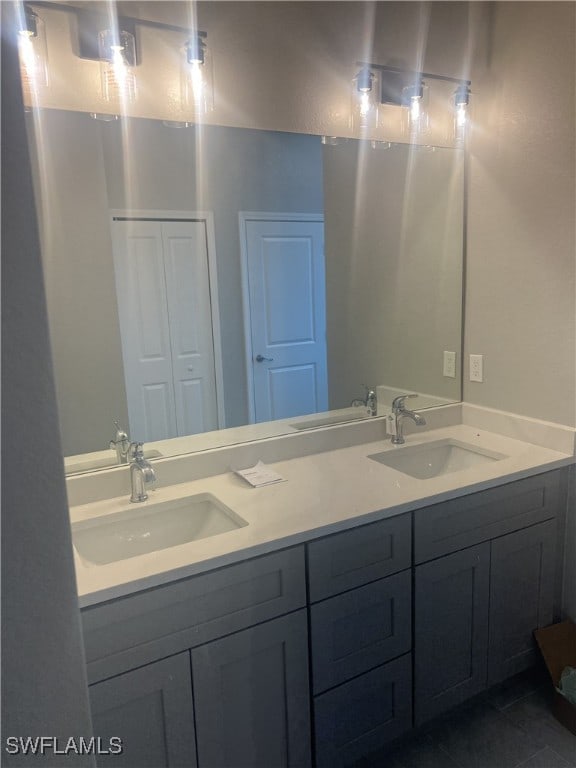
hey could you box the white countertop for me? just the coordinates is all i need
[71,424,574,607]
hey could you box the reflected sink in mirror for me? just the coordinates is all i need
[65,449,162,475]
[72,493,248,565]
[290,408,370,431]
[368,439,507,480]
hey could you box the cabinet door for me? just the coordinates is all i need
[314,654,412,768]
[414,543,490,725]
[89,653,196,768]
[488,520,557,686]
[192,610,311,768]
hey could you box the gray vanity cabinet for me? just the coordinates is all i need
[414,543,491,725]
[83,546,309,768]
[81,469,566,767]
[487,519,557,686]
[414,471,562,725]
[89,653,197,768]
[308,515,413,767]
[191,610,311,768]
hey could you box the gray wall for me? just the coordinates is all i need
[29,114,323,453]
[465,1,576,427]
[1,8,95,763]
[324,141,463,408]
[464,2,576,622]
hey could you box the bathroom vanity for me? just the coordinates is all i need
[70,417,574,768]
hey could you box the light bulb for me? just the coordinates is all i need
[351,68,378,133]
[453,85,470,145]
[17,9,48,95]
[402,81,430,136]
[98,30,137,104]
[181,34,214,115]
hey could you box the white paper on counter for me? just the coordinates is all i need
[235,461,287,488]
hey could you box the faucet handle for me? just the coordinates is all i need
[112,420,129,441]
[392,393,418,411]
[130,441,144,460]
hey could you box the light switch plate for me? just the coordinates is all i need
[443,351,456,378]
[469,354,484,382]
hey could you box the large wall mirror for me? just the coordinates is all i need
[24,5,465,475]
[24,2,465,472]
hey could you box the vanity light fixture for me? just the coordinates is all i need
[356,61,471,143]
[181,32,214,115]
[351,67,378,131]
[17,5,48,93]
[98,28,137,104]
[18,2,213,117]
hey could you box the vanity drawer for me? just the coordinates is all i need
[314,653,412,768]
[307,514,411,602]
[82,546,306,683]
[414,470,563,564]
[310,570,411,694]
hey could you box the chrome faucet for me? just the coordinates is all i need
[351,386,378,417]
[365,388,377,417]
[390,394,426,445]
[129,442,156,503]
[110,420,131,465]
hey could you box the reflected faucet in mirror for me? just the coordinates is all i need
[389,394,427,445]
[351,386,378,417]
[109,420,131,465]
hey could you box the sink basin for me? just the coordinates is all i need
[65,449,162,475]
[72,493,248,565]
[368,439,507,479]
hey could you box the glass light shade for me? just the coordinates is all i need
[18,11,48,94]
[98,29,137,104]
[401,82,430,137]
[453,87,471,146]
[181,36,214,115]
[351,68,378,133]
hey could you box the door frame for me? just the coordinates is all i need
[109,209,226,430]
[239,211,325,424]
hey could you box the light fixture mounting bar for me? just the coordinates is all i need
[357,62,471,88]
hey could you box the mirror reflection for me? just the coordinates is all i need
[26,110,463,473]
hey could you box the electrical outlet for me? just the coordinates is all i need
[469,354,484,382]
[443,351,456,378]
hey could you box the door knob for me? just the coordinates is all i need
[255,354,274,363]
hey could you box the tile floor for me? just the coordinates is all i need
[357,668,576,768]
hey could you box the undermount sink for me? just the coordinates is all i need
[65,449,162,475]
[72,493,248,565]
[368,439,507,480]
